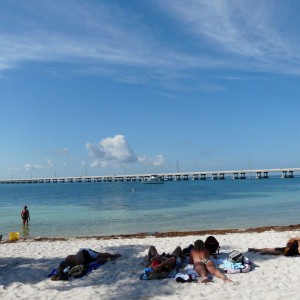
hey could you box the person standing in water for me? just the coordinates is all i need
[21,206,30,225]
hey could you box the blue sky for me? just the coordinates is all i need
[1,0,300,179]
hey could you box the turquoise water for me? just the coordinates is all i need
[1,177,300,238]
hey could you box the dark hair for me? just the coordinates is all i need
[24,206,27,209]
[194,240,205,250]
[56,260,75,280]
[283,240,299,256]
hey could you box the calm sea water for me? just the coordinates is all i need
[1,177,300,238]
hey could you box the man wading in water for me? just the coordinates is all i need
[21,205,30,225]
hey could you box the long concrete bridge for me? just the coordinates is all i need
[1,168,300,184]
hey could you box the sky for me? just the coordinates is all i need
[1,0,300,179]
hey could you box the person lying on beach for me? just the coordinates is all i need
[51,248,121,280]
[248,237,300,256]
[190,240,232,283]
[145,245,183,279]
[65,248,121,265]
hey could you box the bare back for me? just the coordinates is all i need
[190,248,210,264]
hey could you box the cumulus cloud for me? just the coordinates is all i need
[86,134,165,168]
[86,135,137,167]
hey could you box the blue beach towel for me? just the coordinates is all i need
[139,266,178,280]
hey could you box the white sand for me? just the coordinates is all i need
[1,230,300,300]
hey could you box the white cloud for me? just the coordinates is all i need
[86,134,165,168]
[0,1,179,74]
[1,0,300,85]
[24,163,45,171]
[138,154,165,167]
[86,135,137,166]
[24,159,54,171]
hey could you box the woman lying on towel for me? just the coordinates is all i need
[51,248,121,280]
[145,245,183,279]
[190,240,232,283]
[248,237,300,256]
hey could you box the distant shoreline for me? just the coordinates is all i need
[4,223,300,243]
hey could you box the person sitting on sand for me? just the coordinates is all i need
[145,245,183,279]
[190,240,232,283]
[51,248,121,280]
[248,237,300,256]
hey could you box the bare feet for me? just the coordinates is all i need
[224,277,233,283]
[107,254,121,261]
[200,277,210,283]
[111,253,121,259]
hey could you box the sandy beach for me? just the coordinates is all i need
[1,226,300,300]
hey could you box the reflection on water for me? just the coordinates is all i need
[20,225,30,238]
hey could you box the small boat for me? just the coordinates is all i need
[142,174,164,184]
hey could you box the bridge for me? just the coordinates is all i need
[1,168,300,184]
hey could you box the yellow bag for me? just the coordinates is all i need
[9,232,19,241]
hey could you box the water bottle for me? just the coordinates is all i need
[144,267,153,274]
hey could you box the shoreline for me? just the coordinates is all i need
[3,223,300,243]
[1,225,300,299]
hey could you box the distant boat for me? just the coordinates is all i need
[142,174,164,184]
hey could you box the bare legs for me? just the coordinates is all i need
[194,262,210,283]
[148,245,183,260]
[206,260,232,282]
[96,252,121,263]
[148,246,159,261]
[147,246,182,273]
[171,246,183,259]
[22,219,29,226]
[66,251,121,265]
[248,248,283,255]
[194,260,233,283]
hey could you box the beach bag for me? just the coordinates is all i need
[205,236,220,255]
[51,260,75,281]
[228,250,244,263]
[183,244,194,255]
[51,261,70,281]
[283,240,299,256]
[69,265,87,278]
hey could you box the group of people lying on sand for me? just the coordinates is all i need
[51,236,300,282]
[146,240,232,283]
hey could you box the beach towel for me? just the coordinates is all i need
[48,261,103,279]
[174,264,213,283]
[139,266,178,280]
[217,256,253,274]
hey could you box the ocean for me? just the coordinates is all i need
[1,177,300,238]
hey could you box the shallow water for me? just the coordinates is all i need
[1,177,300,238]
